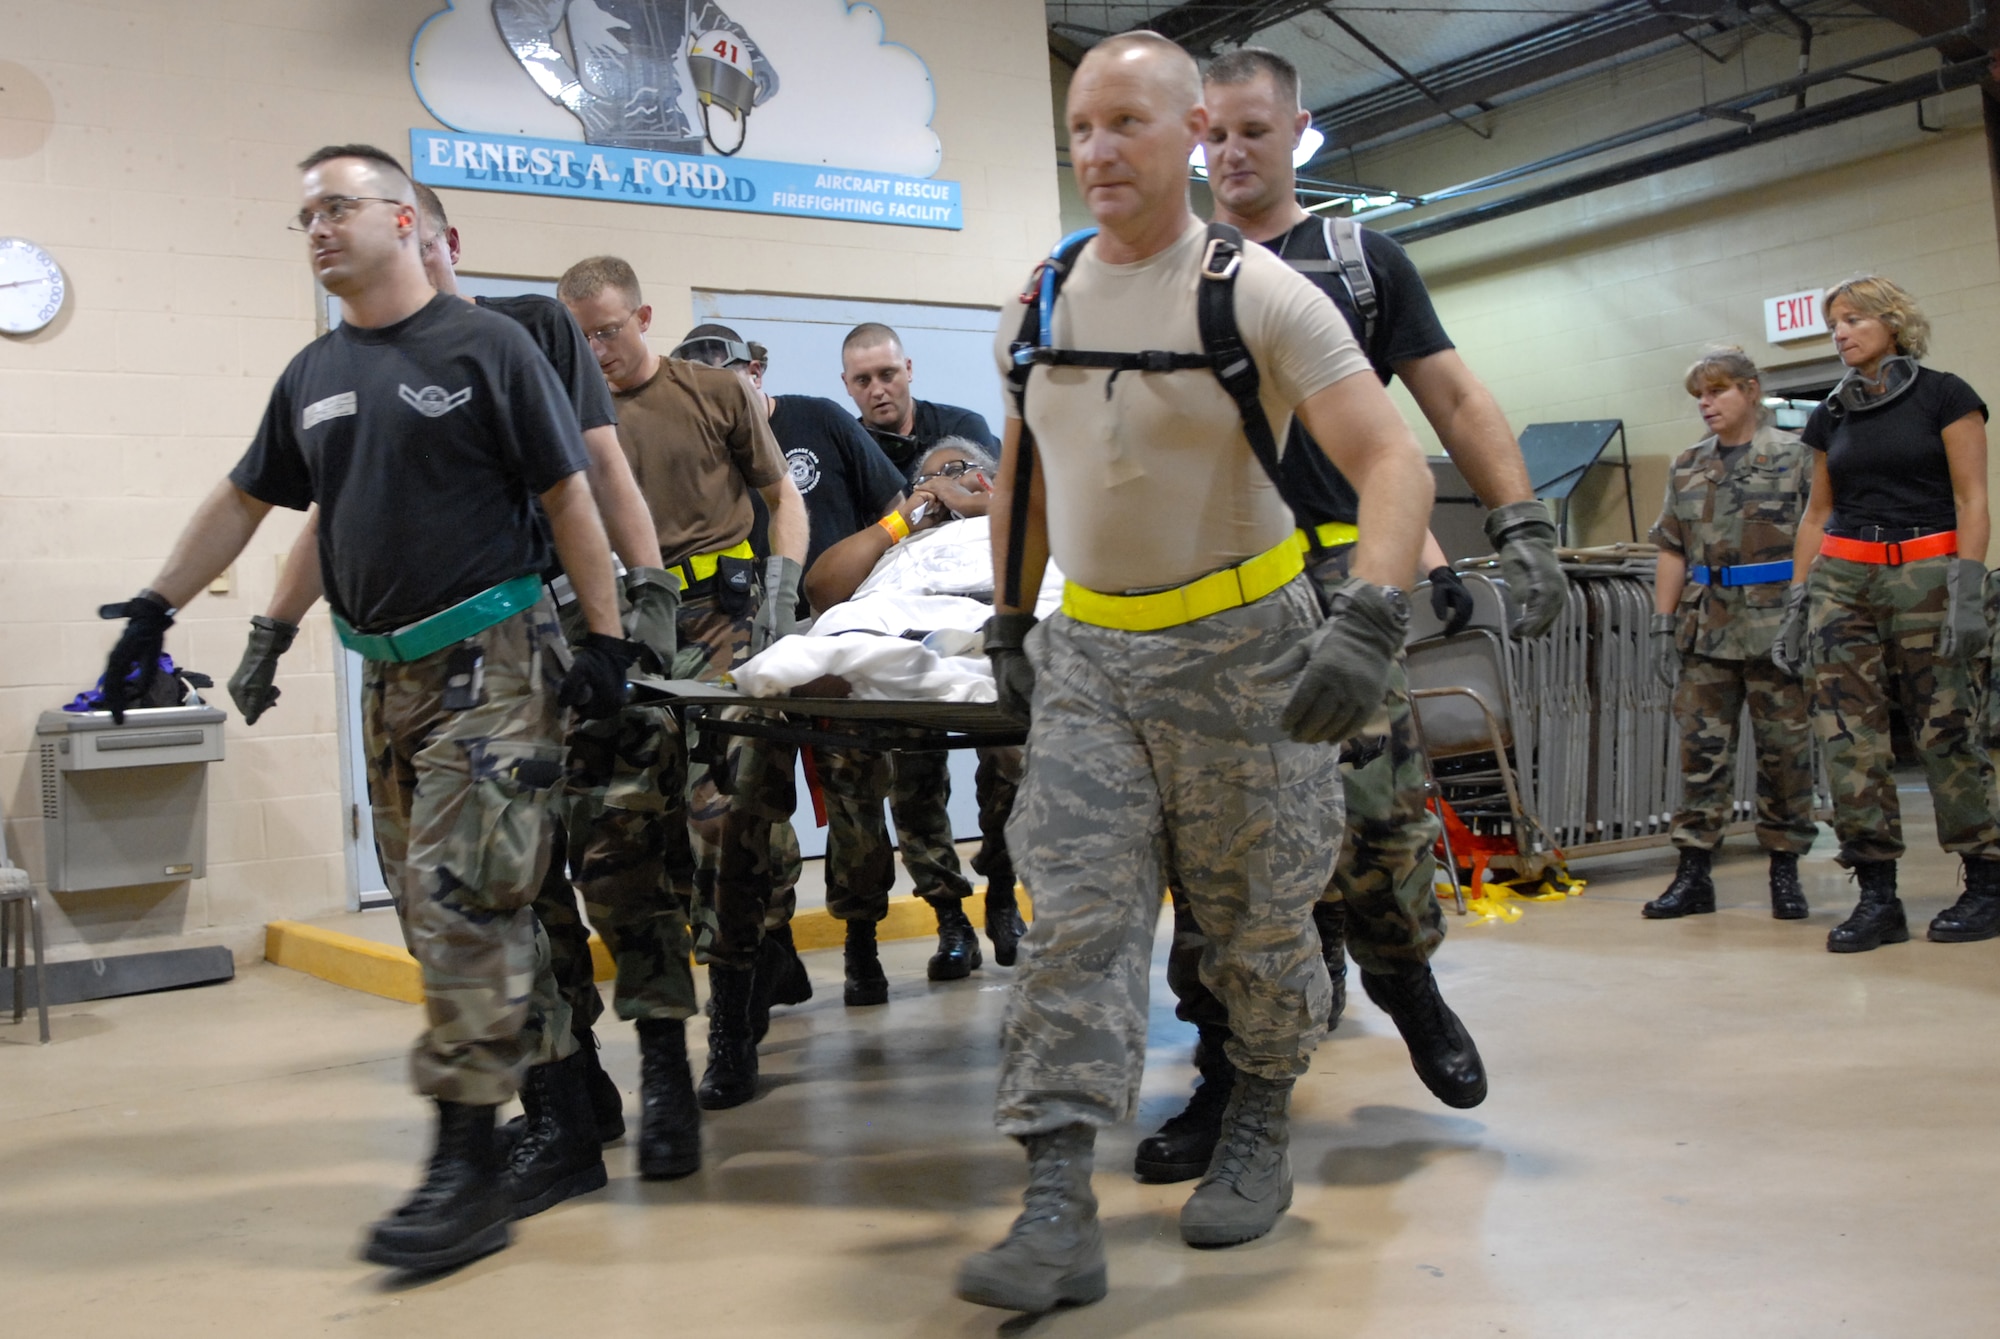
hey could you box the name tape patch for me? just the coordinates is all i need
[302,392,356,431]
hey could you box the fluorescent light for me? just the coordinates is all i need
[1190,126,1328,176]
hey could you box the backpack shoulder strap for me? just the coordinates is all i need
[1195,221,1286,497]
[1326,215,1377,346]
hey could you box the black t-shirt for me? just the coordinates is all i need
[230,294,590,631]
[862,398,1001,484]
[1802,367,1987,532]
[1265,219,1455,527]
[770,394,906,570]
[475,294,618,432]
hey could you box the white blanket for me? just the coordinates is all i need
[729,519,1064,701]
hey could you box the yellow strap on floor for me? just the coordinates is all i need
[674,537,756,589]
[1062,535,1305,631]
[1301,521,1358,549]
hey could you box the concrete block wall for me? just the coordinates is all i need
[1348,19,2000,541]
[0,0,1058,963]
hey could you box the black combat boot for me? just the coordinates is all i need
[1134,1025,1236,1183]
[925,895,984,981]
[1828,861,1908,953]
[1312,899,1347,1028]
[747,926,813,1046]
[1769,852,1808,920]
[362,1100,512,1272]
[635,1017,701,1179]
[1927,858,2000,942]
[956,1123,1107,1313]
[500,1028,623,1152]
[504,1050,610,1218]
[1179,1073,1296,1247]
[697,965,759,1111]
[843,918,889,1007]
[1643,847,1716,918]
[1361,961,1488,1109]
[984,880,1026,967]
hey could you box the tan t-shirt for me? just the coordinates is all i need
[614,358,786,565]
[993,219,1370,593]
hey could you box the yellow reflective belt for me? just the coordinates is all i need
[1299,521,1358,549]
[1062,535,1306,631]
[672,537,755,590]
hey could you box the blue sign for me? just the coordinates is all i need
[409,129,961,230]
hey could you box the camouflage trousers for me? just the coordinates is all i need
[818,743,973,920]
[995,579,1340,1135]
[362,601,571,1106]
[1670,653,1816,854]
[971,746,1023,897]
[1807,554,2000,866]
[537,702,701,1026]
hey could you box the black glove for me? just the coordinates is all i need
[1253,580,1409,744]
[982,612,1038,725]
[751,556,803,656]
[1428,565,1474,637]
[1649,611,1680,689]
[622,567,680,674]
[228,615,298,725]
[558,633,640,720]
[97,590,176,724]
[1770,582,1811,678]
[1939,557,1989,663]
[1484,500,1565,638]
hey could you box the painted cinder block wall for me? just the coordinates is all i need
[0,0,1058,963]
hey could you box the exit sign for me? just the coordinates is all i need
[1764,289,1827,342]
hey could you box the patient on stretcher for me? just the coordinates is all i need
[730,439,1062,701]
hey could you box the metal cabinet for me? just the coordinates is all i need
[36,707,226,892]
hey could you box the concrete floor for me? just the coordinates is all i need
[5,819,2000,1337]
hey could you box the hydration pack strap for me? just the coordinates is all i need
[1284,216,1376,348]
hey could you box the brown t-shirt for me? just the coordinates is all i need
[614,358,786,565]
[994,218,1370,593]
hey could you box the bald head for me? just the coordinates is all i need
[1066,31,1207,250]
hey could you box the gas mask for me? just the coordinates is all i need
[1826,354,1919,422]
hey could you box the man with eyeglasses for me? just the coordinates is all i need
[96,144,630,1273]
[228,182,674,1210]
[557,257,809,1120]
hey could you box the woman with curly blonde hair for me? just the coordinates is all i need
[1771,276,2000,952]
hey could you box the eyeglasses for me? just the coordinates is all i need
[912,460,981,485]
[288,196,406,232]
[584,318,632,346]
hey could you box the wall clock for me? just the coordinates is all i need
[0,237,67,335]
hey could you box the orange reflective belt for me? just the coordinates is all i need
[1819,530,1957,566]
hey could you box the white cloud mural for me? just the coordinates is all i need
[411,0,942,177]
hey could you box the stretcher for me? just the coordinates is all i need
[627,675,1026,752]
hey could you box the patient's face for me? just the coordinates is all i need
[913,451,993,519]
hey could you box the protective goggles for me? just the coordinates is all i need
[670,335,754,368]
[1826,355,1919,419]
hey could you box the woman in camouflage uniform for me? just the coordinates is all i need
[1771,277,2000,953]
[1648,349,1817,920]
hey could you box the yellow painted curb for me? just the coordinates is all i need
[265,920,618,1003]
[266,886,1029,1002]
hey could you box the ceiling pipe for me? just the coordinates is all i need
[1383,53,1988,243]
[1354,0,1985,226]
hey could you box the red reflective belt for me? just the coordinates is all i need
[1819,530,1957,566]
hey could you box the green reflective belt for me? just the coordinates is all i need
[332,574,544,664]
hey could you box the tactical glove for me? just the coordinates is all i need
[1484,500,1565,638]
[559,633,640,721]
[228,615,298,725]
[1938,557,1989,663]
[982,613,1038,725]
[1649,611,1680,690]
[1253,580,1409,745]
[751,556,803,656]
[97,590,176,725]
[622,566,681,674]
[1770,582,1811,678]
[1428,566,1474,638]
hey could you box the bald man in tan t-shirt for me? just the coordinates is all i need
[956,33,1433,1314]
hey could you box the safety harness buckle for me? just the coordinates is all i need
[1200,234,1242,281]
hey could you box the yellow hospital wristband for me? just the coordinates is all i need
[877,511,911,543]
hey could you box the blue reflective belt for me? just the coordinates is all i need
[1688,560,1794,588]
